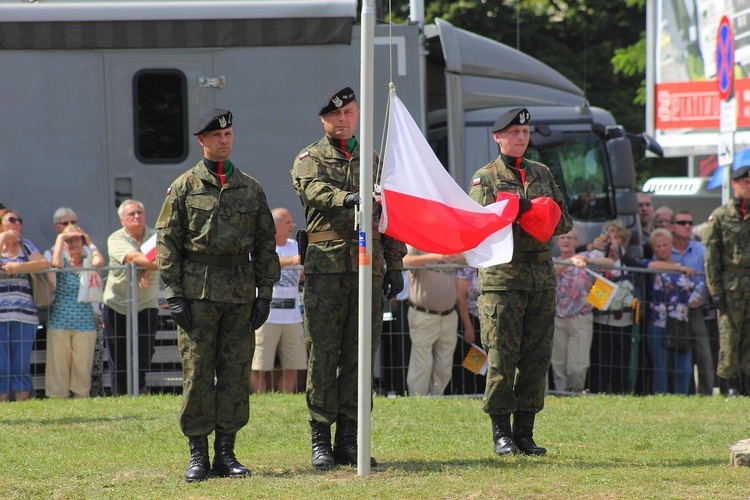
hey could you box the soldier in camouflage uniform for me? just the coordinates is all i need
[291,87,406,469]
[468,108,572,457]
[703,165,750,397]
[156,109,280,482]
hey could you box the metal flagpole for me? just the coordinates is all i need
[357,0,375,477]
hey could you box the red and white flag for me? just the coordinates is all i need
[378,92,515,268]
[141,233,157,263]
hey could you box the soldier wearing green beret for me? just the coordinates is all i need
[468,108,572,457]
[703,165,750,397]
[291,87,406,469]
[156,109,280,482]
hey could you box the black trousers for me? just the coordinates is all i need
[103,306,158,395]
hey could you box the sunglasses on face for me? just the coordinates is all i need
[56,220,77,227]
[7,217,22,224]
[673,220,693,226]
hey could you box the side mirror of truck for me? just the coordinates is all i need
[630,132,664,158]
[615,191,638,215]
[604,127,635,189]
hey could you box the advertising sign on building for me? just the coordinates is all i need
[648,1,750,159]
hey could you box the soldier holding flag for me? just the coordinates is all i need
[291,86,406,469]
[469,108,572,457]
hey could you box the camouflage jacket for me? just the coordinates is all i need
[468,155,572,291]
[703,199,750,296]
[155,160,280,302]
[291,136,406,275]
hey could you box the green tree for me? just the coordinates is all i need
[381,0,685,183]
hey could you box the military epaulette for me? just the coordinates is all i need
[299,151,310,160]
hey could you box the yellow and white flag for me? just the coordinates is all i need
[462,343,488,375]
[585,269,618,311]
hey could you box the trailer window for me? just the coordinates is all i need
[133,70,188,164]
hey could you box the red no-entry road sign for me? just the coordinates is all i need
[717,15,734,101]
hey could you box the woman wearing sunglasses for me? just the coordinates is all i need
[0,208,50,401]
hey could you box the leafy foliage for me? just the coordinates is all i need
[378,0,685,183]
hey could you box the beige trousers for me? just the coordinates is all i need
[45,328,97,398]
[407,308,458,396]
[551,314,594,392]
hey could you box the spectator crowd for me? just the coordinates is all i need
[0,170,737,402]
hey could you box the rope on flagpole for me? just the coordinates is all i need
[375,83,395,200]
[373,0,396,198]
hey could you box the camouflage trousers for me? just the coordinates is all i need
[717,289,750,380]
[478,289,555,416]
[178,299,254,437]
[303,273,384,425]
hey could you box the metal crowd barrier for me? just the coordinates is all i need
[7,261,719,399]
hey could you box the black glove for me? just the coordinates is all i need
[167,297,192,331]
[251,298,271,331]
[343,193,361,209]
[382,270,404,300]
[712,294,727,313]
[517,196,532,218]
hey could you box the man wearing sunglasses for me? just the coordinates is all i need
[668,211,714,395]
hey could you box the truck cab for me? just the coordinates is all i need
[424,19,660,251]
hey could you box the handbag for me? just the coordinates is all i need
[664,315,691,352]
[21,243,55,309]
[78,253,104,303]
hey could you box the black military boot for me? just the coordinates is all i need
[332,418,377,467]
[184,436,210,482]
[211,432,250,477]
[310,420,334,469]
[722,377,741,398]
[490,414,519,456]
[513,411,547,456]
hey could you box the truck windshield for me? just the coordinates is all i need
[526,133,614,222]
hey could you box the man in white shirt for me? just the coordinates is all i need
[250,208,306,393]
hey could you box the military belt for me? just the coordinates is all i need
[270,298,296,309]
[307,230,381,243]
[511,250,552,263]
[408,301,455,316]
[184,250,248,266]
[724,265,750,276]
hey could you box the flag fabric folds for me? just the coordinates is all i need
[518,196,562,242]
[379,91,516,267]
[141,233,158,263]
[584,269,618,311]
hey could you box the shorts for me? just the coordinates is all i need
[251,322,307,371]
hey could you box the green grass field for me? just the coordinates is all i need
[1,393,748,498]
